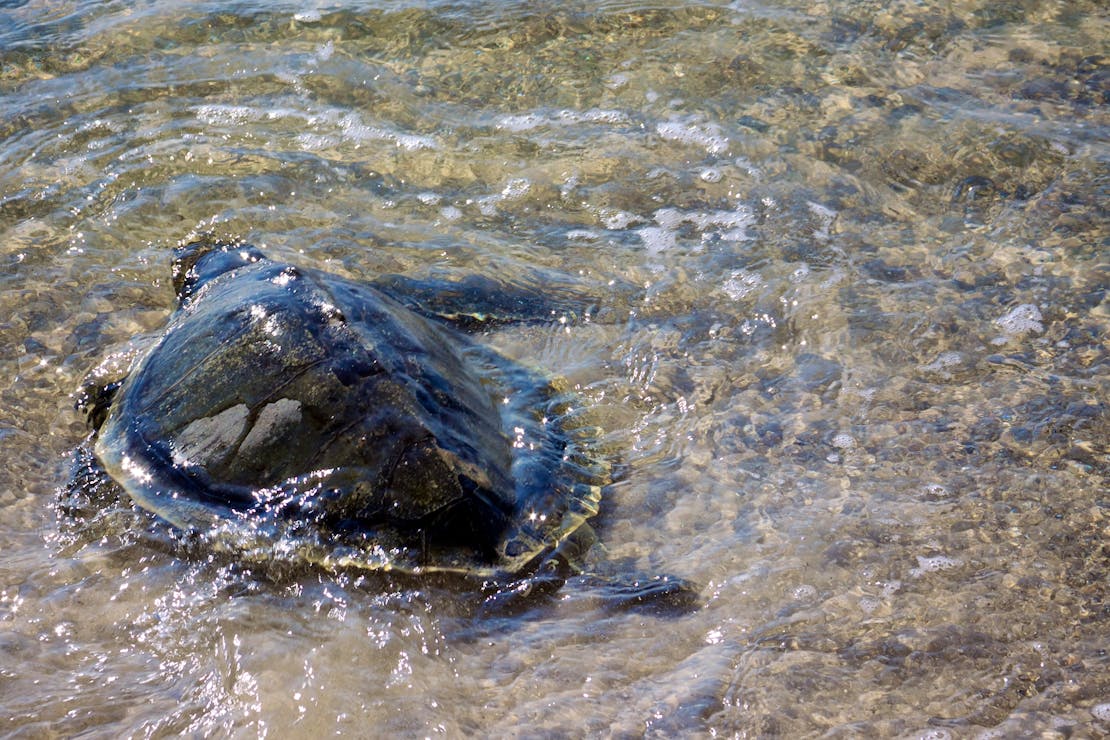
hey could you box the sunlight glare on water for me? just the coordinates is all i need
[1,0,1107,736]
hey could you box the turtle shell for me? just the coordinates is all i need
[89,241,603,576]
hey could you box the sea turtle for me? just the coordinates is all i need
[75,238,696,610]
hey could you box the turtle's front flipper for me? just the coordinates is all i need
[549,525,701,614]
[578,573,702,615]
[475,527,592,616]
[477,525,700,617]
[476,566,568,618]
[371,271,623,329]
[476,569,700,618]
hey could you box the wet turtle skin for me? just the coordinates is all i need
[79,240,630,585]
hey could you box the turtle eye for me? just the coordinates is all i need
[76,380,122,430]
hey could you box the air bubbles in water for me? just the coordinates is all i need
[919,351,966,377]
[910,554,962,577]
[790,584,817,602]
[992,303,1043,344]
[655,119,729,155]
[721,270,764,301]
[500,179,531,200]
[293,8,322,23]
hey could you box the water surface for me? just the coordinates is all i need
[2,0,1108,736]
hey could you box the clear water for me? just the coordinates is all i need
[2,0,1107,736]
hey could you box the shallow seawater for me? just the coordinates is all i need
[2,0,1108,736]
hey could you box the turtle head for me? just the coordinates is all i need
[74,337,150,431]
[172,237,267,304]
